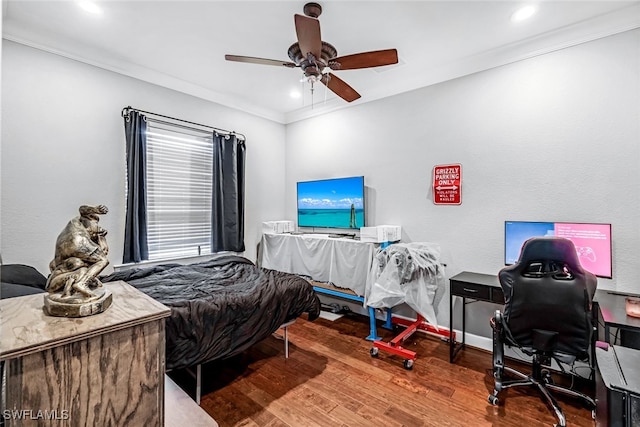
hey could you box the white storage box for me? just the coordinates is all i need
[262,220,295,234]
[360,225,401,243]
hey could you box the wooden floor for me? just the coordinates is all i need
[169,313,596,427]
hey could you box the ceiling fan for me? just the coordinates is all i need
[225,2,398,103]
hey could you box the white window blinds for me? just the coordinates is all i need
[146,120,213,260]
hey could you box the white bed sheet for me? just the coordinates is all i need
[260,233,379,295]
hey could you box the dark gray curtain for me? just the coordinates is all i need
[211,133,246,252]
[123,110,149,263]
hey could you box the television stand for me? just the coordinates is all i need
[260,233,387,339]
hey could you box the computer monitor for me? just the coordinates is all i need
[505,221,612,278]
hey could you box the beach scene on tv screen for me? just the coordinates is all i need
[297,177,364,229]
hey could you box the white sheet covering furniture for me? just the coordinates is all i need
[260,233,380,295]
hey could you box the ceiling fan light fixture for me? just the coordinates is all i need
[224,2,398,103]
[511,5,537,23]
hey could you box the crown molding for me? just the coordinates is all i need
[4,3,639,126]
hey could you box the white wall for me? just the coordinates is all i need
[1,40,287,274]
[285,29,640,337]
[3,29,639,343]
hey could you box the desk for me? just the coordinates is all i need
[260,233,378,295]
[447,274,640,364]
[449,271,504,363]
[260,233,390,340]
[594,290,640,345]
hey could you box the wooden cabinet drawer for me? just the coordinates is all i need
[451,280,491,300]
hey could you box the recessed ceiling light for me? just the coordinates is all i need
[290,90,302,99]
[511,5,537,23]
[78,1,102,15]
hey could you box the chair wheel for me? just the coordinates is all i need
[403,359,414,370]
[370,347,379,357]
[488,395,499,405]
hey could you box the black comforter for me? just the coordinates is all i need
[102,254,320,370]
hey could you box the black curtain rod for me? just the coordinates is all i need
[121,106,246,141]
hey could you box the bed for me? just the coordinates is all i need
[101,253,321,371]
[0,264,47,299]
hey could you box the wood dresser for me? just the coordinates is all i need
[0,281,170,427]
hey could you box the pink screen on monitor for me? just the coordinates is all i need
[554,223,612,278]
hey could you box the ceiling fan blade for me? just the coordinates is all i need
[294,14,322,59]
[330,49,398,70]
[225,54,297,68]
[321,73,361,102]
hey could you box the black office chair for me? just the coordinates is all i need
[488,237,597,426]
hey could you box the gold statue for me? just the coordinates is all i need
[44,205,112,317]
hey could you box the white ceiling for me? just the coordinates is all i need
[3,1,640,124]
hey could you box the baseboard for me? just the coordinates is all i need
[457,329,492,353]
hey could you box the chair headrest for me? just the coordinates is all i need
[517,237,582,273]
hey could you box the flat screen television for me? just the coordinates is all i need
[297,176,365,230]
[504,221,612,279]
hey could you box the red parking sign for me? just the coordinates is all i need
[433,164,462,205]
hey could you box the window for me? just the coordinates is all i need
[123,107,246,264]
[145,120,214,260]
